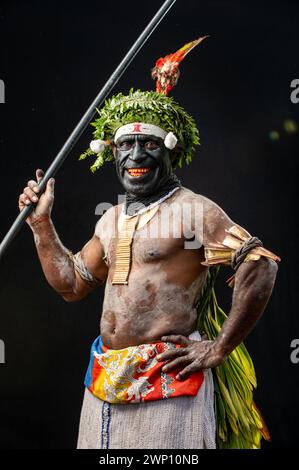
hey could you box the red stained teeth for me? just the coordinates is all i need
[127,168,152,176]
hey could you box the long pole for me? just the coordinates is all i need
[0,0,176,261]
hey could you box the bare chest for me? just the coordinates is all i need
[105,222,186,269]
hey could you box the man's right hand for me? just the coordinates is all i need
[18,169,55,226]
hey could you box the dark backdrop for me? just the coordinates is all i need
[0,0,298,449]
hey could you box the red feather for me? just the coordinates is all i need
[151,36,209,95]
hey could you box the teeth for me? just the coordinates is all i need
[127,167,152,176]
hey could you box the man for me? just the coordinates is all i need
[18,42,279,449]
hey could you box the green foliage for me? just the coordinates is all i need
[79,89,200,172]
[197,268,268,449]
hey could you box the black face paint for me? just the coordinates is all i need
[114,134,181,215]
[115,134,174,195]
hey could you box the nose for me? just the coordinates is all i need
[129,140,146,163]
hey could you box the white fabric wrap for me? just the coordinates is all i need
[77,331,216,449]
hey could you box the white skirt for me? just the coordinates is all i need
[77,367,216,449]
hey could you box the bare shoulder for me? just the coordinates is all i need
[175,186,230,220]
[177,187,249,245]
[172,186,200,204]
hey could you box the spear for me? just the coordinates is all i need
[0,0,176,261]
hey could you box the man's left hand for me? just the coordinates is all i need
[157,334,225,381]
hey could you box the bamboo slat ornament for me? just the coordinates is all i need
[112,215,139,285]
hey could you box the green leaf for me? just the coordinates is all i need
[78,89,200,172]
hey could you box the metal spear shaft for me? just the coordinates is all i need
[0,0,176,261]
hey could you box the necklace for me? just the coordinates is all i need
[112,186,181,285]
[121,186,181,219]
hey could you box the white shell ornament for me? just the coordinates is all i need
[164,132,178,149]
[90,139,107,153]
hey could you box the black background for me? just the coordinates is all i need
[0,0,298,449]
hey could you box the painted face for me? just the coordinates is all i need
[114,134,173,196]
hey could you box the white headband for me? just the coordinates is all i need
[90,122,178,154]
[114,122,167,143]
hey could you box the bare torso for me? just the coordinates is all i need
[98,187,209,349]
[19,171,278,372]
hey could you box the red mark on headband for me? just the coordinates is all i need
[133,123,142,133]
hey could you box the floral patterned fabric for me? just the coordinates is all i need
[84,336,204,404]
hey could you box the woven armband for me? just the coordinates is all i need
[231,236,263,271]
[67,250,100,288]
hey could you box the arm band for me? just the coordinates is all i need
[67,250,101,288]
[231,236,263,271]
[203,225,280,276]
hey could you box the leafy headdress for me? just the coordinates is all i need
[79,37,208,172]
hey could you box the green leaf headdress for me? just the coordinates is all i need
[79,37,208,172]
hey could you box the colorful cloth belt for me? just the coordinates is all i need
[84,335,204,404]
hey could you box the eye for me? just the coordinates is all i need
[144,140,159,150]
[118,141,132,150]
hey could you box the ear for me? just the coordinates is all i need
[170,149,176,161]
[111,141,117,157]
[170,146,182,168]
